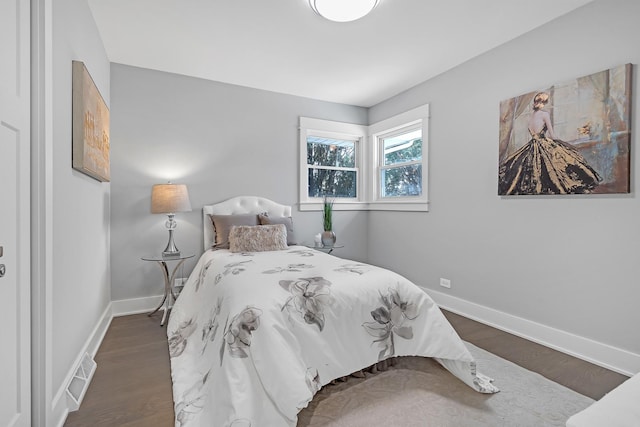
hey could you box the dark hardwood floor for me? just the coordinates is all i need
[442,310,628,400]
[64,310,628,426]
[64,313,174,427]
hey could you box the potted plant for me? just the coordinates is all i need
[321,197,336,247]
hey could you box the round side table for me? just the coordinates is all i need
[141,253,194,326]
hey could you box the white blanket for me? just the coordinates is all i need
[167,247,498,427]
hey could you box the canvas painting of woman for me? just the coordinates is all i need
[498,64,631,195]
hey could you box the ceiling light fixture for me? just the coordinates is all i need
[310,0,379,23]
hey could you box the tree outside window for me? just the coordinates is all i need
[379,128,422,198]
[307,137,358,198]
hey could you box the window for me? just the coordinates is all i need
[307,136,358,198]
[299,105,428,212]
[378,125,423,198]
[370,104,429,211]
[299,117,366,210]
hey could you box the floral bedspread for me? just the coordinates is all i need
[167,246,498,427]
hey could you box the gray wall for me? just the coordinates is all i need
[51,0,111,403]
[109,0,638,366]
[368,0,639,355]
[110,64,368,301]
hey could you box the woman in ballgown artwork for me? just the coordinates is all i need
[498,92,601,195]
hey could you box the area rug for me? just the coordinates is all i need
[297,342,594,427]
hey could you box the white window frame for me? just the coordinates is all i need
[376,123,423,198]
[369,104,429,211]
[299,104,429,212]
[299,117,368,211]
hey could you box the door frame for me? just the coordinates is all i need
[30,0,54,424]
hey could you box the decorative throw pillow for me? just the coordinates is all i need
[258,213,297,245]
[209,214,259,249]
[229,224,288,253]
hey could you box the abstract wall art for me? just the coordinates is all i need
[72,60,110,182]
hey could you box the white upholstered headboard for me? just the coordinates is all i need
[202,196,292,251]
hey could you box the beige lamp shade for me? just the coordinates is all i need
[151,184,192,214]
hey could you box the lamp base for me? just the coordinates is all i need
[163,228,180,256]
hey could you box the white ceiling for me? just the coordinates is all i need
[87,0,593,107]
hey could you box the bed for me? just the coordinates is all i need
[167,196,498,427]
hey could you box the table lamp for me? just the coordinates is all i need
[151,183,192,255]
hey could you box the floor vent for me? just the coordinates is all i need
[66,352,97,411]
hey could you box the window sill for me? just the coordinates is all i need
[298,201,368,212]
[298,201,428,212]
[367,201,429,212]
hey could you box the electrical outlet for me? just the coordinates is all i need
[440,278,451,289]
[174,277,188,288]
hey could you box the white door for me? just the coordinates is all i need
[0,0,31,425]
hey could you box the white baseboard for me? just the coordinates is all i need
[53,303,113,427]
[425,288,640,377]
[111,294,164,316]
[51,295,166,427]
